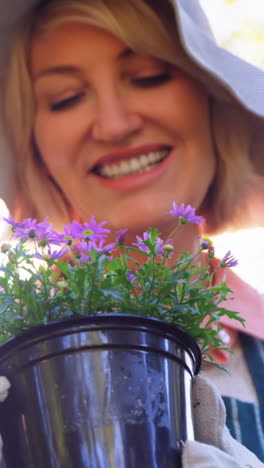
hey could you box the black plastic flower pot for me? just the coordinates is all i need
[0,314,201,468]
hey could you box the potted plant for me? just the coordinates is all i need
[0,203,243,468]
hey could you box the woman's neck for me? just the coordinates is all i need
[112,222,202,267]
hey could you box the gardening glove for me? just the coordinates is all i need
[0,377,10,403]
[182,375,264,467]
[0,377,10,461]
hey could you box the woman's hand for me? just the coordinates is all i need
[182,375,264,467]
[0,377,10,461]
[0,377,10,402]
[183,440,250,467]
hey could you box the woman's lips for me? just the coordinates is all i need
[93,148,169,178]
[91,144,169,167]
[89,146,173,192]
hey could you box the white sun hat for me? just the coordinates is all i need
[0,0,263,211]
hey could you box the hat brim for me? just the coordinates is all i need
[172,0,264,118]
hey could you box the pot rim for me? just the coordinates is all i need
[0,314,201,374]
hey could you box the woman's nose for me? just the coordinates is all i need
[91,88,143,143]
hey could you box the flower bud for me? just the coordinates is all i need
[127,272,135,282]
[42,254,51,262]
[39,238,48,248]
[28,230,36,239]
[163,244,174,252]
[220,250,238,268]
[201,237,213,250]
[208,246,215,259]
[116,229,128,245]
[1,243,10,254]
[7,253,16,263]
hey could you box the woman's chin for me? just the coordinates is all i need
[105,211,174,238]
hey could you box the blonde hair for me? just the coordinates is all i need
[3,0,261,232]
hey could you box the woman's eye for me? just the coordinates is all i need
[132,73,171,88]
[49,92,84,112]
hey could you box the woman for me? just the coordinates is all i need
[0,0,264,466]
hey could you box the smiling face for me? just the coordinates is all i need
[30,21,216,236]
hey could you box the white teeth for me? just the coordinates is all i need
[120,160,130,174]
[139,155,149,166]
[111,165,119,177]
[98,149,169,179]
[148,152,156,163]
[130,158,139,171]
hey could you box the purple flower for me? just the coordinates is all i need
[72,241,86,256]
[2,215,19,229]
[80,239,115,261]
[220,251,238,268]
[73,238,115,261]
[35,221,64,247]
[48,246,69,260]
[0,286,4,293]
[9,218,38,239]
[100,242,116,255]
[71,240,92,262]
[133,233,150,253]
[133,233,166,257]
[35,246,69,262]
[63,217,110,245]
[82,216,110,241]
[116,229,128,245]
[154,236,166,256]
[6,217,62,247]
[79,251,92,263]
[166,202,205,225]
[63,221,84,242]
[127,272,135,282]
